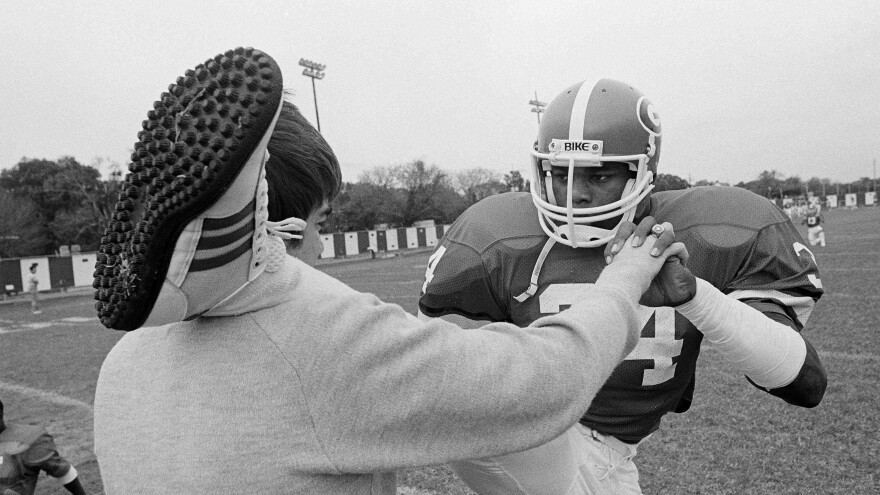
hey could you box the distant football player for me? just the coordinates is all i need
[419,78,828,494]
[803,205,826,246]
[26,264,40,315]
[0,399,87,495]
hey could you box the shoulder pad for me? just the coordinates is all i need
[652,186,787,248]
[446,192,544,253]
[652,187,822,300]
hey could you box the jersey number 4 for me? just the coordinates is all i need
[540,283,682,386]
[793,242,822,289]
[422,245,447,294]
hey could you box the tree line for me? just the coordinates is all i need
[0,156,875,257]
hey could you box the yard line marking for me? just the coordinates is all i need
[58,317,94,323]
[0,322,53,334]
[0,381,93,412]
[819,351,880,361]
[0,317,97,333]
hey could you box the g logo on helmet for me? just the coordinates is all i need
[637,97,661,157]
[638,97,661,133]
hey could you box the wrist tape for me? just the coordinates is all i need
[59,465,78,485]
[675,278,806,389]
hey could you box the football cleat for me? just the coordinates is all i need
[94,47,284,330]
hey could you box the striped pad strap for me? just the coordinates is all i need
[189,198,256,272]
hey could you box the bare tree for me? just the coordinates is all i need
[394,160,450,225]
[357,166,398,189]
[454,167,498,194]
[353,160,453,226]
[654,173,690,191]
[454,167,506,205]
[504,170,527,192]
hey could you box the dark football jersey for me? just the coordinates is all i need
[0,423,72,495]
[806,214,821,227]
[420,187,823,443]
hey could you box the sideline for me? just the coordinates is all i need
[0,380,94,412]
[0,286,93,306]
[314,246,434,266]
[0,247,436,307]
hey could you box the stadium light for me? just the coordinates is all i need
[529,91,546,124]
[299,58,326,132]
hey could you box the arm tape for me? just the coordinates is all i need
[58,465,78,485]
[675,278,807,389]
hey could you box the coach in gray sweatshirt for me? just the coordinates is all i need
[93,51,691,494]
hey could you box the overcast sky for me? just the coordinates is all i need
[1,0,878,186]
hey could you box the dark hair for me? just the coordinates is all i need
[265,99,341,229]
[30,263,38,270]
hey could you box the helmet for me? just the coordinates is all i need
[529,78,661,247]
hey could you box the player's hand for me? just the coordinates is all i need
[604,217,688,265]
[598,217,695,306]
[596,218,690,303]
[607,218,696,306]
[640,256,697,307]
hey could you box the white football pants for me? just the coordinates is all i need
[807,226,826,246]
[450,423,644,495]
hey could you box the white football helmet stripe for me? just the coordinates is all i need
[568,79,597,140]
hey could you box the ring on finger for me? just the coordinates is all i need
[651,224,665,237]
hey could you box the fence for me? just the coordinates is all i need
[773,191,876,208]
[824,192,876,208]
[318,224,449,259]
[1,253,96,295]
[0,225,450,294]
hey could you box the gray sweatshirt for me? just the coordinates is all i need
[94,253,641,494]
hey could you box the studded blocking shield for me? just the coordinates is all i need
[93,47,283,330]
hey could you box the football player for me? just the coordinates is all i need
[27,264,41,315]
[0,399,87,495]
[419,78,827,494]
[803,205,826,246]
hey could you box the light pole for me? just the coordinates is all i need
[529,91,546,124]
[298,58,326,132]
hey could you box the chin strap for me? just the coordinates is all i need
[513,237,557,302]
[544,169,557,205]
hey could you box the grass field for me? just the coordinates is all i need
[1,205,878,494]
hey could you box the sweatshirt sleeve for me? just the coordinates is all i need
[279,268,642,473]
